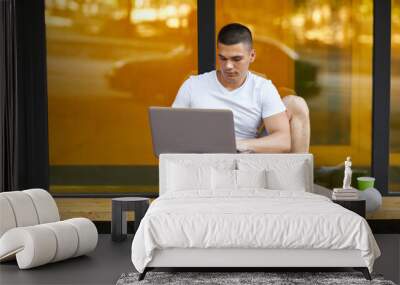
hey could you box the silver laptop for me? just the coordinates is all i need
[149,107,237,156]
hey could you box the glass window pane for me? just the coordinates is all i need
[390,0,400,193]
[45,0,197,194]
[216,0,373,188]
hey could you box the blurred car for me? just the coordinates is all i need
[252,36,320,98]
[106,45,194,105]
[106,38,320,105]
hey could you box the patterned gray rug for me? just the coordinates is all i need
[116,271,396,285]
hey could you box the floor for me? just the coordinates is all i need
[1,235,399,285]
[0,235,134,285]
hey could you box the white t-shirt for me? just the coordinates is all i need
[172,70,286,139]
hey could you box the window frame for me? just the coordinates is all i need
[30,0,397,196]
[372,0,395,195]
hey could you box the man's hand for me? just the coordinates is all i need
[236,139,252,153]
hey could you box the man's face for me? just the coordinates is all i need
[217,42,255,85]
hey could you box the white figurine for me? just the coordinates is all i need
[343,156,352,189]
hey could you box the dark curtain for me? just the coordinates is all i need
[0,0,49,192]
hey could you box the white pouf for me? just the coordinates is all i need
[358,187,382,213]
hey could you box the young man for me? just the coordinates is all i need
[172,23,309,153]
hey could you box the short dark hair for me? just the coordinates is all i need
[217,23,253,47]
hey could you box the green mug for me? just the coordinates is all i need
[357,176,375,191]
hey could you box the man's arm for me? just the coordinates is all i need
[172,77,191,107]
[237,111,291,153]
